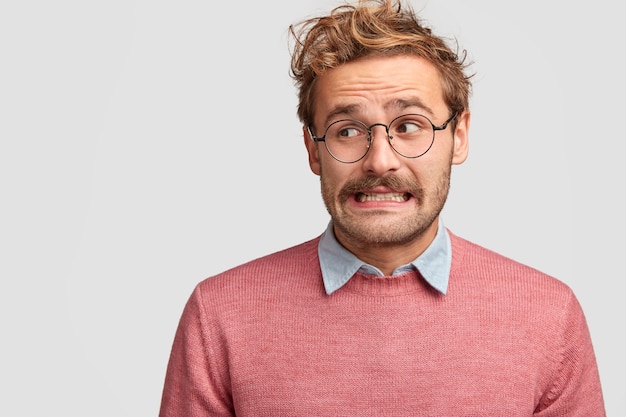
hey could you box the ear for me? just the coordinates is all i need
[303,125,322,175]
[451,110,470,165]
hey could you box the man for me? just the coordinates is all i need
[159,0,605,415]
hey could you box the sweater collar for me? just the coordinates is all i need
[318,218,451,295]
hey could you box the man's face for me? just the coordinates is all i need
[304,55,469,255]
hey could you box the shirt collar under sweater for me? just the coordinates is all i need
[318,218,451,295]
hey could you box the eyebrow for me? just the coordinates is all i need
[385,98,434,116]
[322,103,363,127]
[322,97,435,127]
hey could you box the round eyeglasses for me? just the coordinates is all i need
[308,113,457,163]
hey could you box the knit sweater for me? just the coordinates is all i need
[159,231,605,416]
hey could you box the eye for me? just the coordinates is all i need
[391,115,430,137]
[327,120,368,141]
[395,120,422,134]
[338,127,361,138]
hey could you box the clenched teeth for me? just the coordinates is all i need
[356,192,410,202]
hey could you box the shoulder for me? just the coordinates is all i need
[447,230,589,338]
[180,237,324,330]
[447,230,574,298]
[195,236,322,295]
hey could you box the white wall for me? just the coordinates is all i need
[1,0,622,415]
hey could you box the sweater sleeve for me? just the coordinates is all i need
[534,290,605,417]
[159,285,234,417]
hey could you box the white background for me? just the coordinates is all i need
[1,0,623,415]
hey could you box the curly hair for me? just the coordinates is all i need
[289,0,473,126]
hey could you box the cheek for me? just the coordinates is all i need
[319,168,342,196]
[320,164,360,204]
[412,148,453,175]
[318,156,349,187]
[405,160,451,194]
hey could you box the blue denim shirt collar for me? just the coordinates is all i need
[318,218,451,295]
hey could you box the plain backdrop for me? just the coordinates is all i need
[1,0,623,415]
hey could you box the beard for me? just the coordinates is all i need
[320,168,451,248]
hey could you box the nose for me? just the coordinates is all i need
[360,125,402,175]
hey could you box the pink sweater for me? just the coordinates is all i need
[159,232,605,416]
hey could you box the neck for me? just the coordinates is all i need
[334,219,439,275]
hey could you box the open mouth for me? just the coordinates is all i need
[355,192,411,202]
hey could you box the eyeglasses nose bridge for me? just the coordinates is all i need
[367,122,392,143]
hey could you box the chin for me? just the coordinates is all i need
[335,216,435,246]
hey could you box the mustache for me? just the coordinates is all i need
[338,174,423,201]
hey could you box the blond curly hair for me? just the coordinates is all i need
[289,0,472,126]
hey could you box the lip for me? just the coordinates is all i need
[354,191,411,203]
[352,186,413,204]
